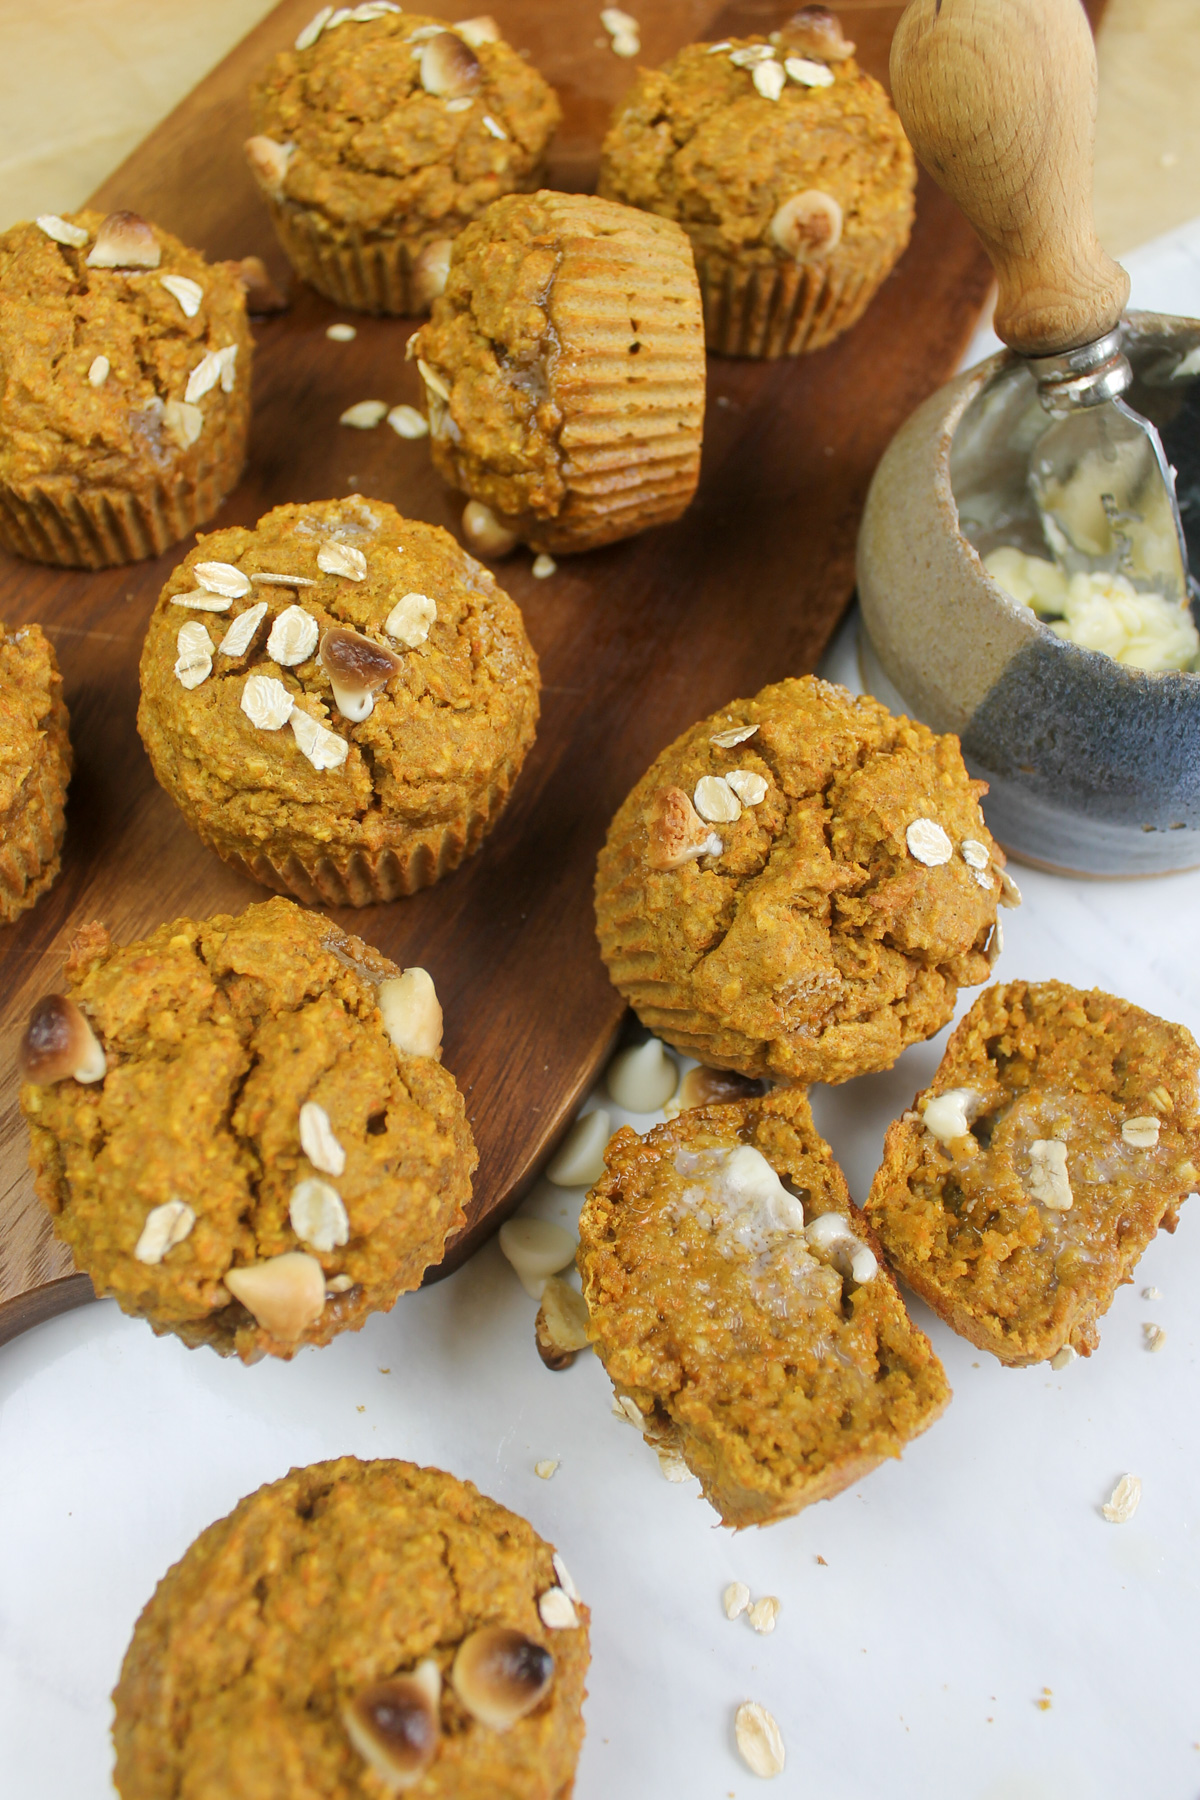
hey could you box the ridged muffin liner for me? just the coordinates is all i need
[696,248,891,360]
[265,199,430,316]
[0,685,71,924]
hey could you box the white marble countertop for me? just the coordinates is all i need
[2,234,1199,1799]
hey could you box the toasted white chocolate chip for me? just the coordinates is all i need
[37,213,89,248]
[420,30,481,98]
[656,1444,693,1481]
[552,1553,579,1601]
[417,357,451,402]
[245,134,294,196]
[218,602,268,657]
[906,818,953,866]
[1101,1473,1141,1524]
[770,190,843,257]
[961,838,990,870]
[241,673,294,729]
[747,1596,780,1635]
[299,1100,346,1176]
[326,322,357,341]
[499,1217,576,1298]
[546,1109,611,1187]
[88,355,110,387]
[1028,1139,1073,1211]
[267,605,319,666]
[134,1199,195,1265]
[163,398,204,449]
[290,1176,350,1252]
[921,1087,980,1145]
[317,540,367,580]
[174,620,214,689]
[736,1702,786,1778]
[170,591,231,612]
[805,1212,877,1283]
[86,210,160,269]
[693,774,742,823]
[343,1664,441,1790]
[195,561,252,598]
[753,59,786,100]
[538,1587,578,1630]
[726,768,768,806]
[18,994,107,1086]
[340,399,388,428]
[291,708,349,771]
[412,237,453,307]
[384,592,436,647]
[388,403,429,438]
[295,5,334,49]
[160,274,203,317]
[786,53,835,85]
[607,1037,678,1112]
[1143,1322,1167,1352]
[1050,1344,1077,1370]
[534,1459,559,1479]
[1122,1116,1161,1149]
[462,498,517,555]
[711,722,758,748]
[536,1276,591,1366]
[532,552,557,578]
[998,868,1022,908]
[225,1251,327,1341]
[482,114,507,138]
[724,1582,751,1621]
[379,968,443,1059]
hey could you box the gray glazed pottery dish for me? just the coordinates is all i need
[857,311,1200,876]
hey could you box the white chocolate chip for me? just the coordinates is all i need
[1143,1322,1167,1353]
[37,213,88,248]
[726,768,768,806]
[710,722,758,748]
[163,399,204,449]
[534,1459,559,1479]
[786,54,835,85]
[1028,1139,1073,1211]
[170,591,231,613]
[961,838,990,870]
[299,1100,346,1177]
[531,553,557,578]
[723,1582,750,1621]
[291,708,349,770]
[1050,1345,1077,1370]
[606,1038,678,1112]
[693,774,742,824]
[388,403,429,439]
[1101,1473,1141,1524]
[195,561,252,599]
[290,1176,350,1252]
[88,355,110,387]
[481,114,507,138]
[736,1701,786,1778]
[241,673,294,730]
[340,399,388,428]
[225,1251,327,1342]
[545,1109,611,1187]
[804,1212,877,1284]
[1122,1116,1161,1149]
[174,620,213,689]
[218,602,268,657]
[498,1217,576,1298]
[267,605,319,666]
[185,350,224,404]
[160,274,203,317]
[384,592,436,647]
[134,1199,195,1265]
[378,968,443,1058]
[318,540,367,581]
[327,322,357,341]
[462,498,517,556]
[770,190,843,257]
[537,1587,578,1630]
[906,818,953,866]
[747,1596,780,1635]
[536,1276,590,1365]
[753,59,786,100]
[327,1273,355,1296]
[417,357,451,403]
[921,1087,981,1146]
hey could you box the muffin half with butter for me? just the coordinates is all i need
[137,496,540,905]
[0,209,251,566]
[18,898,476,1362]
[246,9,561,315]
[598,8,916,358]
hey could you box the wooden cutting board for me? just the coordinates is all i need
[0,0,1000,1347]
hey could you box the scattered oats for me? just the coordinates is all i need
[252,571,317,587]
[171,590,231,613]
[387,403,429,439]
[711,722,758,748]
[327,1274,355,1294]
[656,1444,693,1482]
[417,357,451,402]
[723,1582,750,1620]
[961,838,990,870]
[267,605,320,666]
[216,344,238,392]
[973,869,995,890]
[185,350,223,404]
[612,1393,642,1426]
[174,621,213,689]
[218,602,268,657]
[532,552,557,578]
[241,673,295,730]
[326,322,357,340]
[786,54,835,86]
[134,1199,195,1265]
[195,561,252,598]
[1143,1286,1163,1300]
[291,708,350,771]
[726,768,768,806]
[318,540,367,580]
[729,44,775,66]
[747,1595,780,1635]
[538,1587,578,1630]
[1122,1116,1161,1149]
[986,915,1004,967]
[706,41,732,53]
[998,867,1023,907]
[482,114,507,138]
[600,6,638,30]
[289,1176,350,1252]
[445,95,474,111]
[340,399,388,428]
[37,213,89,248]
[455,16,501,49]
[534,1459,559,1480]
[87,355,110,387]
[735,1701,786,1778]
[1147,1083,1174,1114]
[552,1554,580,1601]
[1028,1139,1073,1211]
[296,4,334,49]
[1101,1473,1141,1524]
[385,592,437,647]
[1143,1322,1167,1353]
[906,817,953,866]
[299,1100,346,1176]
[163,398,204,449]
[160,274,203,317]
[694,774,741,824]
[753,59,786,100]
[1050,1344,1077,1370]
[610,30,640,56]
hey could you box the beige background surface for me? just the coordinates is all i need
[1,0,1198,255]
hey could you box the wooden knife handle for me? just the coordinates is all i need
[890,0,1129,356]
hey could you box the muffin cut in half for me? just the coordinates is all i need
[112,1457,590,1800]
[137,497,540,906]
[19,897,476,1362]
[0,209,250,566]
[595,674,1011,1087]
[247,9,561,315]
[578,1087,951,1527]
[865,980,1200,1366]
[408,189,706,553]
[0,621,72,923]
[598,8,915,357]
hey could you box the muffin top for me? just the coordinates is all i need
[137,498,540,862]
[595,675,1010,1084]
[0,209,250,492]
[19,898,476,1361]
[112,1456,590,1800]
[598,10,915,267]
[250,11,561,241]
[0,621,64,817]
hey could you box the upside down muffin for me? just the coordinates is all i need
[18,897,476,1362]
[0,621,72,923]
[579,1087,950,1527]
[866,980,1200,1366]
[247,8,561,314]
[595,675,1013,1086]
[598,8,915,357]
[137,497,540,906]
[112,1458,590,1799]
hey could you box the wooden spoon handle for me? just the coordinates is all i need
[890,0,1129,357]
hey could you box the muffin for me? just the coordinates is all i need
[865,980,1200,1366]
[0,621,72,923]
[579,1087,950,1527]
[18,897,476,1362]
[0,209,251,567]
[137,497,540,905]
[595,675,1012,1086]
[408,190,706,553]
[598,7,916,358]
[112,1457,590,1799]
[247,9,561,315]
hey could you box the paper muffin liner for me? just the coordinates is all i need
[695,248,891,360]
[265,200,427,316]
[0,686,72,924]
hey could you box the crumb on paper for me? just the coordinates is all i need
[534,1459,559,1480]
[1102,1473,1142,1524]
[815,1554,827,1566]
[1143,1322,1167,1352]
[378,1366,390,1374]
[356,1404,365,1413]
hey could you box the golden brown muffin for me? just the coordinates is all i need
[112,1457,590,1799]
[137,497,540,905]
[0,621,71,923]
[0,209,251,566]
[865,980,1200,1366]
[247,9,561,315]
[598,9,916,358]
[579,1088,950,1527]
[18,898,476,1362]
[595,675,1009,1086]
[408,189,706,553]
